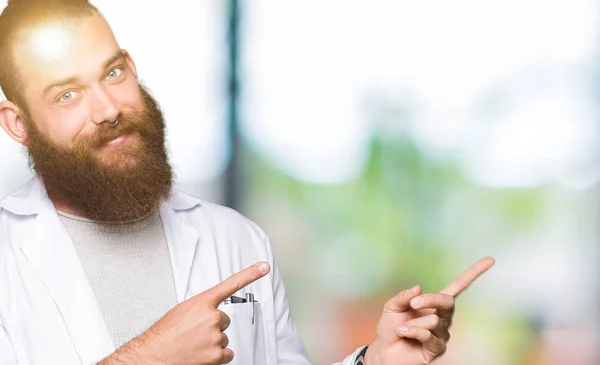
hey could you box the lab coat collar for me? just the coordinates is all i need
[0,177,45,216]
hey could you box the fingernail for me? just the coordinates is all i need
[258,262,270,274]
[398,326,409,334]
[411,298,423,307]
[410,285,419,292]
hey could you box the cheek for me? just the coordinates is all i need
[35,110,90,147]
[113,80,144,111]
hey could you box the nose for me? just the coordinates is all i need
[89,85,120,126]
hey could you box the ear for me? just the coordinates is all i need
[0,100,28,147]
[121,49,139,79]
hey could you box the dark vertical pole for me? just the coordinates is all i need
[225,0,242,210]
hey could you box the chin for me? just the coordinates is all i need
[96,150,140,169]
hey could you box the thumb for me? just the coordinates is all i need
[383,285,422,313]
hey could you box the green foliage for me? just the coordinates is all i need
[245,127,546,299]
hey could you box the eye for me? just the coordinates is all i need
[58,90,77,103]
[107,66,123,80]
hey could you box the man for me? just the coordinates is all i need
[0,0,494,364]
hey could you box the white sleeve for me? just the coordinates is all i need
[267,241,312,365]
[265,236,364,365]
[0,320,18,364]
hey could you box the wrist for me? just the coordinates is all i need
[98,332,163,365]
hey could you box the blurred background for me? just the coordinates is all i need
[1,0,599,364]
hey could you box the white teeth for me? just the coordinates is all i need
[107,136,124,146]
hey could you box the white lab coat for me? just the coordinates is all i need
[0,178,364,365]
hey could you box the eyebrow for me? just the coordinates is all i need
[42,50,126,97]
[101,50,125,70]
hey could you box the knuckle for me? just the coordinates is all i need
[208,347,223,362]
[211,331,224,345]
[456,277,468,289]
[231,277,243,291]
[430,315,440,327]
[211,310,223,325]
[424,330,433,341]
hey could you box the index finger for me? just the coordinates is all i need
[440,256,495,297]
[202,261,271,307]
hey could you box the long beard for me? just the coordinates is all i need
[25,84,173,222]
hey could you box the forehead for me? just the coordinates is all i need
[13,12,120,98]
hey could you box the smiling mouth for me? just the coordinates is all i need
[104,134,129,148]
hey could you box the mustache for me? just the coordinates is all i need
[75,112,145,149]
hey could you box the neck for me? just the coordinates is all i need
[52,200,86,218]
[52,198,159,223]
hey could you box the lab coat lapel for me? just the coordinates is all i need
[160,204,200,302]
[160,198,222,303]
[19,201,115,364]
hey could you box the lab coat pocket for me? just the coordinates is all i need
[219,301,268,365]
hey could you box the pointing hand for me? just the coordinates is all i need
[363,257,495,365]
